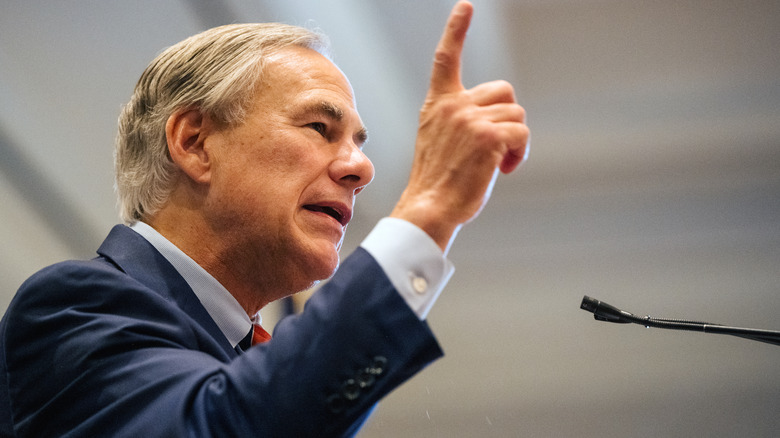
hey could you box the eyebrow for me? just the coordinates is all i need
[308,101,369,145]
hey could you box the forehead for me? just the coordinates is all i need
[261,46,357,107]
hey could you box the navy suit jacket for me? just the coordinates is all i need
[0,225,443,437]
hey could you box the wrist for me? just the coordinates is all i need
[390,192,462,254]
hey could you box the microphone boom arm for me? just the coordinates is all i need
[580,295,780,346]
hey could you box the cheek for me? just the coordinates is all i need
[265,132,320,169]
[211,130,329,214]
[219,142,299,195]
[263,146,331,195]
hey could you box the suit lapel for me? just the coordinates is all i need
[96,225,238,359]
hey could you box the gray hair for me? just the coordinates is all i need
[115,23,330,223]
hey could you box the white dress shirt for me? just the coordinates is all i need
[130,217,453,348]
[360,217,454,320]
[131,221,254,348]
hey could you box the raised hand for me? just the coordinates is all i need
[391,0,530,253]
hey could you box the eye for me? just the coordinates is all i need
[307,122,327,136]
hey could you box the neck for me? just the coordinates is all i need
[145,204,276,316]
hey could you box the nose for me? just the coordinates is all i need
[330,143,375,194]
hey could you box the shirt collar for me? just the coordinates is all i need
[129,221,256,348]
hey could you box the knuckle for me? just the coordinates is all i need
[492,80,516,101]
[513,105,526,121]
[491,79,513,89]
[432,48,457,70]
[452,105,477,128]
[427,96,465,120]
[473,122,500,145]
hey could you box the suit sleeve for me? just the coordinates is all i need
[0,248,442,437]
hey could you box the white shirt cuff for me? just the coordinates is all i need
[360,217,455,320]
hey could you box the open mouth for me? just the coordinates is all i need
[303,204,347,226]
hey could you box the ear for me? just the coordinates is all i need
[165,108,212,184]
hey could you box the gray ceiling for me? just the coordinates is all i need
[2,1,779,436]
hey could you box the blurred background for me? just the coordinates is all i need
[1,0,779,436]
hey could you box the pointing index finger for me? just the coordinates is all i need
[429,1,474,95]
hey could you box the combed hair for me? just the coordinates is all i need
[115,23,330,223]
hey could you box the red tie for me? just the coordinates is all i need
[251,324,272,345]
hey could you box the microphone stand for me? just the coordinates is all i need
[580,295,780,347]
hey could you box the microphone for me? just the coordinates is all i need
[580,295,634,323]
[580,295,780,346]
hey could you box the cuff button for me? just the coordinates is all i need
[369,356,387,375]
[326,394,345,414]
[357,367,376,388]
[341,379,361,401]
[411,275,428,294]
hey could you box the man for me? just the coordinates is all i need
[0,1,528,436]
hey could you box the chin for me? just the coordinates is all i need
[314,255,341,280]
[284,234,342,289]
[298,247,340,283]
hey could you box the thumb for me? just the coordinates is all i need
[428,1,473,96]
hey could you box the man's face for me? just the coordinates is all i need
[203,46,374,296]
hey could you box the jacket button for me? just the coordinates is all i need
[326,393,345,414]
[357,367,376,388]
[341,378,361,401]
[369,356,387,375]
